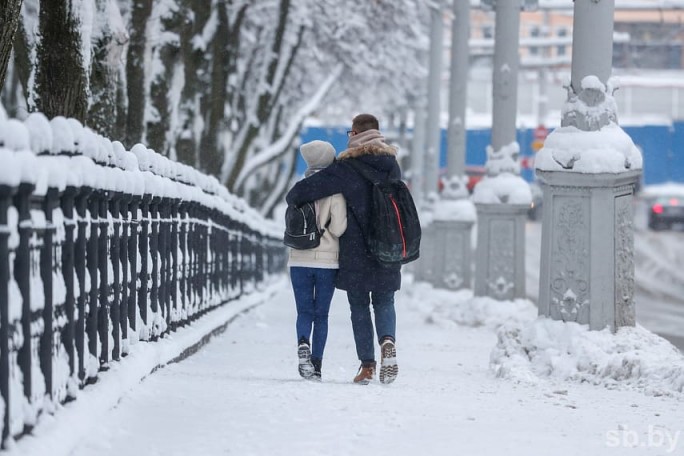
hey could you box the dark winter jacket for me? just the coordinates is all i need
[286,141,402,293]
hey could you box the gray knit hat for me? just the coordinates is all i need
[301,140,335,176]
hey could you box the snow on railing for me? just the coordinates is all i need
[0,113,286,446]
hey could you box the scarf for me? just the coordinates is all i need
[347,129,387,149]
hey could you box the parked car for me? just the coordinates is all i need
[528,182,543,221]
[646,195,684,230]
[639,183,684,231]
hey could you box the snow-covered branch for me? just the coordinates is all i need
[233,65,342,191]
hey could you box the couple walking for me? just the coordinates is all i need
[286,113,401,385]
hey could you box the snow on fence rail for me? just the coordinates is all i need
[0,113,286,447]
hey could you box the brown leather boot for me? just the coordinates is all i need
[353,361,376,384]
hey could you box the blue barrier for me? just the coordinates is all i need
[300,123,684,186]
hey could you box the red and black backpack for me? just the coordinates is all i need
[345,160,421,267]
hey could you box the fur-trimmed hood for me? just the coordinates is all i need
[338,142,397,160]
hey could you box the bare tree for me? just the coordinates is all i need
[174,0,213,167]
[89,0,128,136]
[145,1,183,155]
[33,0,89,121]
[124,0,153,146]
[0,0,23,92]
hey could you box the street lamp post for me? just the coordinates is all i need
[414,0,477,290]
[535,0,642,330]
[472,0,531,300]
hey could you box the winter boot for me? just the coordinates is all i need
[353,361,376,385]
[379,337,398,384]
[298,338,315,379]
[311,358,322,381]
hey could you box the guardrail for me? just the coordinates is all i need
[0,113,286,445]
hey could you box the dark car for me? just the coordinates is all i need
[527,182,543,221]
[647,195,684,230]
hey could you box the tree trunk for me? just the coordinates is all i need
[0,0,23,92]
[12,21,31,107]
[146,6,182,155]
[198,0,249,177]
[89,0,127,137]
[34,0,89,121]
[225,0,291,192]
[125,0,153,147]
[175,0,211,168]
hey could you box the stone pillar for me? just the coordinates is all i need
[472,0,530,300]
[474,203,527,299]
[535,0,642,331]
[413,2,476,291]
[413,190,476,290]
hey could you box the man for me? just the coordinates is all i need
[286,113,401,384]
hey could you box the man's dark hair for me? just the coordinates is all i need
[351,113,379,133]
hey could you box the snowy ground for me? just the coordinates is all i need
[8,221,684,456]
[18,277,679,456]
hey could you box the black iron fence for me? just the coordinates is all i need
[0,113,286,445]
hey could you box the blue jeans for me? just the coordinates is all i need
[347,290,396,363]
[290,267,337,360]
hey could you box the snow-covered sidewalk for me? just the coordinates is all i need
[13,276,684,456]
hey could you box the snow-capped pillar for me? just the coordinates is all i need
[473,0,530,300]
[425,3,445,198]
[536,0,642,331]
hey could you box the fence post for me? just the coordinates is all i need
[170,198,180,328]
[158,197,170,330]
[14,181,37,425]
[137,193,150,339]
[86,189,100,379]
[128,196,140,339]
[39,187,59,401]
[149,195,160,338]
[109,192,122,361]
[74,187,90,383]
[97,189,110,368]
[177,200,188,324]
[0,182,16,444]
[61,185,77,393]
[118,192,131,354]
